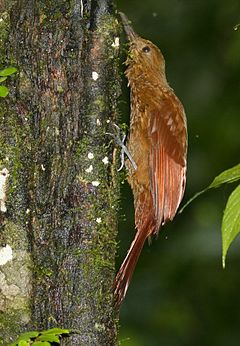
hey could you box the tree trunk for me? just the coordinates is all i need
[0,1,121,345]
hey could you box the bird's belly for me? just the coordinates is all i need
[126,126,150,188]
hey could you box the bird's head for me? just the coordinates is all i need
[119,12,165,74]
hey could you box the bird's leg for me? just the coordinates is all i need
[107,124,137,172]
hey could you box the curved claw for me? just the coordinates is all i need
[107,124,137,171]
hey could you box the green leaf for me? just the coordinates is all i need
[16,331,39,342]
[179,163,240,213]
[37,334,60,343]
[222,184,240,268]
[41,328,69,335]
[0,66,17,76]
[32,342,51,346]
[0,85,9,97]
[18,341,29,346]
[208,163,240,188]
[0,76,7,82]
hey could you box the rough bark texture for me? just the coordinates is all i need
[0,1,121,345]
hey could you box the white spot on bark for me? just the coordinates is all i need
[102,156,109,165]
[0,168,9,213]
[92,71,99,81]
[0,245,13,265]
[96,217,102,223]
[112,37,120,48]
[94,322,106,331]
[92,181,100,187]
[88,152,94,159]
[85,165,93,173]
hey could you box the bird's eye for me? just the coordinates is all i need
[142,46,151,53]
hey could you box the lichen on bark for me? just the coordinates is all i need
[0,222,32,345]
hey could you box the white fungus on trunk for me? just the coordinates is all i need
[0,245,13,265]
[0,168,9,213]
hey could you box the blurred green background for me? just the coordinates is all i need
[115,1,240,345]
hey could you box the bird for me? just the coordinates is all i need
[114,12,188,308]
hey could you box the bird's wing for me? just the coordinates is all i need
[148,89,187,231]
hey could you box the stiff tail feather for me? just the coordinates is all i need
[114,216,156,308]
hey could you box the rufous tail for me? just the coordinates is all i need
[114,216,156,309]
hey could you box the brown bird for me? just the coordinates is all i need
[114,13,188,308]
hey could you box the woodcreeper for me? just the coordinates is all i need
[114,13,188,308]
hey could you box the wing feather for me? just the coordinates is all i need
[149,90,187,231]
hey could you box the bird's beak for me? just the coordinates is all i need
[119,12,138,41]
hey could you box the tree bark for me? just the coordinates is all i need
[0,1,121,345]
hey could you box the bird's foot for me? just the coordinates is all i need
[107,124,137,172]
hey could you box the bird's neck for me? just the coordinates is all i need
[126,63,168,90]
